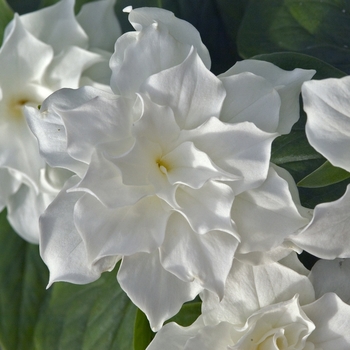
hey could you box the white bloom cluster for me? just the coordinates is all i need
[0,0,121,243]
[2,0,350,346]
[148,254,350,349]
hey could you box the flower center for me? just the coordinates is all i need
[7,96,41,122]
[156,158,170,175]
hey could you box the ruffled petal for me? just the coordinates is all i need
[140,48,225,129]
[181,118,275,194]
[303,76,350,172]
[291,184,350,258]
[77,0,121,52]
[40,176,118,286]
[303,293,350,348]
[74,193,170,260]
[128,7,210,69]
[45,46,103,90]
[222,59,315,134]
[309,258,350,303]
[118,250,202,331]
[220,72,281,133]
[110,23,191,96]
[4,0,88,53]
[201,260,315,326]
[146,318,206,350]
[233,165,310,254]
[160,212,238,298]
[70,149,151,208]
[175,181,236,235]
[7,184,54,244]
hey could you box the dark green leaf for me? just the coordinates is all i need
[0,0,13,46]
[238,0,350,73]
[0,210,136,350]
[298,161,350,188]
[133,309,155,350]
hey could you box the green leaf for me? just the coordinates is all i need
[0,0,13,46]
[238,0,350,73]
[133,301,201,350]
[0,210,136,350]
[133,309,155,350]
[298,161,350,188]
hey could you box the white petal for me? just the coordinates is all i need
[0,15,53,95]
[147,318,206,350]
[175,181,236,235]
[45,46,103,90]
[140,48,225,129]
[303,76,350,172]
[220,72,281,133]
[201,260,315,326]
[4,0,88,53]
[128,7,210,69]
[77,0,121,52]
[233,165,309,254]
[291,184,350,258]
[222,59,315,134]
[71,149,151,208]
[161,212,238,298]
[24,105,86,177]
[40,176,118,286]
[74,193,170,260]
[182,118,275,194]
[164,142,237,188]
[0,168,21,210]
[110,23,191,96]
[184,322,233,349]
[60,94,133,164]
[303,293,350,348]
[118,250,202,331]
[7,184,53,244]
[309,258,350,303]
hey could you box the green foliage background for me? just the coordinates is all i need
[1,0,350,349]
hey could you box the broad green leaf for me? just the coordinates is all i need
[298,161,350,188]
[133,309,155,350]
[238,0,350,73]
[0,210,136,350]
[0,0,13,46]
[133,301,201,350]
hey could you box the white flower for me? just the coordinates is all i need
[302,76,350,172]
[288,77,350,259]
[0,0,121,242]
[110,7,211,98]
[220,59,315,135]
[26,17,279,329]
[147,256,350,349]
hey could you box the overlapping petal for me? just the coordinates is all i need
[4,0,87,53]
[40,176,118,286]
[221,59,315,134]
[303,76,350,172]
[232,165,310,254]
[140,48,225,130]
[127,7,210,69]
[160,212,238,298]
[290,184,350,258]
[118,250,202,331]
